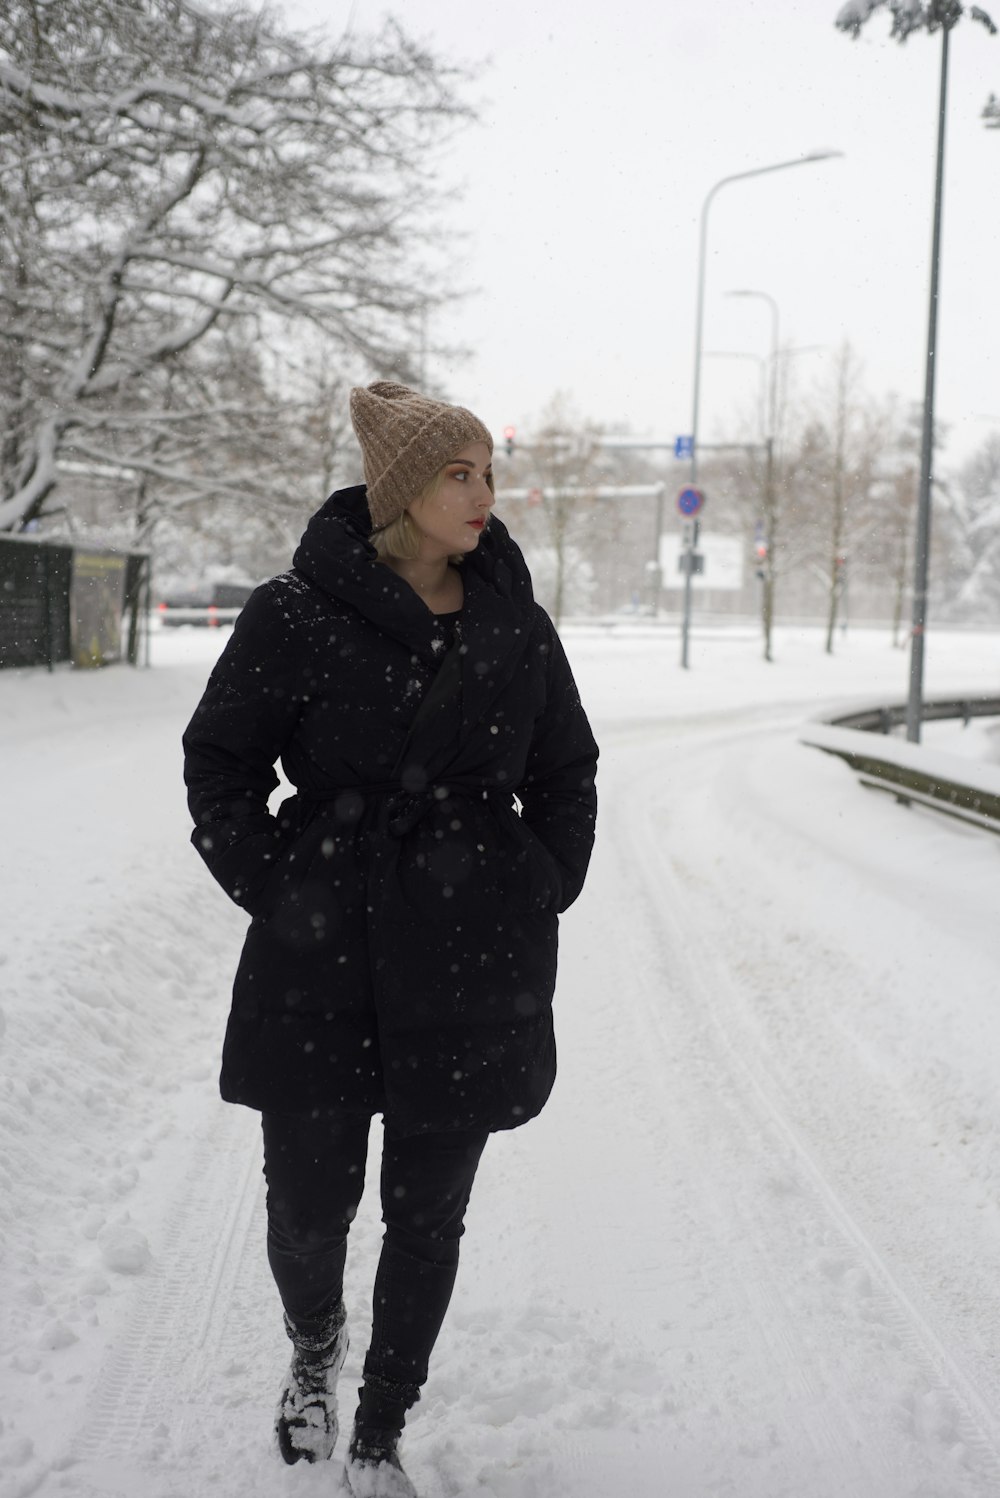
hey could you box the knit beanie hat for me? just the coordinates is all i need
[349,381,493,529]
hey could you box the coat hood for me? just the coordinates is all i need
[291,484,536,666]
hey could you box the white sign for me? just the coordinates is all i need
[661,532,744,592]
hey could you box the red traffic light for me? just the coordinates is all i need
[503,425,515,456]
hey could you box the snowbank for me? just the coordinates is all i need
[2,620,1000,1498]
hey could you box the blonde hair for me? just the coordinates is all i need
[371,463,494,564]
[371,508,425,563]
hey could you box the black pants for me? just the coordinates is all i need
[261,1111,489,1388]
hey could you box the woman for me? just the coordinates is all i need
[183,382,599,1497]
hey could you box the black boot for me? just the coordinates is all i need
[274,1302,349,1465]
[345,1372,421,1498]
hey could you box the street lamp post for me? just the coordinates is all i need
[906,21,949,743]
[683,151,842,669]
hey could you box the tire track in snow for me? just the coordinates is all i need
[191,1123,263,1356]
[456,709,895,1496]
[63,1099,263,1494]
[587,746,888,1491]
[612,711,1000,1490]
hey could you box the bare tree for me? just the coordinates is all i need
[881,465,918,646]
[868,403,921,647]
[747,348,812,661]
[822,349,853,651]
[940,432,1000,615]
[0,0,467,532]
[796,343,881,653]
[497,398,613,626]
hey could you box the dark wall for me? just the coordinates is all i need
[0,537,147,670]
[0,537,73,669]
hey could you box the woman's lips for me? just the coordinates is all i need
[467,519,485,529]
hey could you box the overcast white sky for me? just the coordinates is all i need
[280,0,1000,470]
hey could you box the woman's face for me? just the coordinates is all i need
[407,441,494,560]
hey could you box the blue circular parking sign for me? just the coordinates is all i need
[677,486,705,516]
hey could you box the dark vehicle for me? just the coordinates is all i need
[156,581,255,628]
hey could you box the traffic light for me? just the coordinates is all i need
[753,521,767,560]
[754,525,768,581]
[503,425,515,457]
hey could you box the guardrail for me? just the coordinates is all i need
[800,696,1000,835]
[825,695,1000,734]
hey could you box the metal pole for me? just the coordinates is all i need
[906,23,950,744]
[680,546,694,666]
[680,519,697,659]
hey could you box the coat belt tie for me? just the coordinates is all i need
[298,784,508,839]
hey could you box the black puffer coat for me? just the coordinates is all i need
[182,487,598,1135]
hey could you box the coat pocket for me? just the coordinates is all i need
[498,804,563,913]
[251,820,362,955]
[246,800,321,920]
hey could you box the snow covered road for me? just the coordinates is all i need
[2,622,1000,1498]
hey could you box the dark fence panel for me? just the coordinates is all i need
[47,546,73,663]
[0,536,147,670]
[123,552,152,666]
[0,536,74,669]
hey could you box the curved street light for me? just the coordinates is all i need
[682,150,843,668]
[688,152,841,490]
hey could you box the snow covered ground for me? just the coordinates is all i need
[2,618,1000,1498]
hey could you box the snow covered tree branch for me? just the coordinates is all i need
[938,434,1000,612]
[835,1,996,40]
[0,0,469,532]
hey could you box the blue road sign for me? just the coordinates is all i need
[674,435,694,460]
[677,486,705,517]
